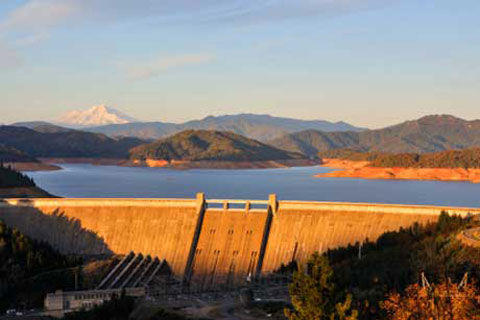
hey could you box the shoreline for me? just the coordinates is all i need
[30,157,322,171]
[5,162,62,172]
[0,187,56,198]
[317,158,480,183]
[130,158,321,170]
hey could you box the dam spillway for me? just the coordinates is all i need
[0,194,479,284]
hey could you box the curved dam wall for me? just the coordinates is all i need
[1,195,479,283]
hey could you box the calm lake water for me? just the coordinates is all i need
[26,164,480,208]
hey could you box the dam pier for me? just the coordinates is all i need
[1,194,479,285]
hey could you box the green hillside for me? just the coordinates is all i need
[270,115,480,156]
[271,130,360,156]
[130,130,304,162]
[0,125,145,159]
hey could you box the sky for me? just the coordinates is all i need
[0,0,479,129]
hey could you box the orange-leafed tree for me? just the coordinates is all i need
[382,277,480,320]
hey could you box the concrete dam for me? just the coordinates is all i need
[1,194,479,285]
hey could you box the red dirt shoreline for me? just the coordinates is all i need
[131,158,321,169]
[317,158,480,183]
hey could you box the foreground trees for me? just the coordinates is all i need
[0,163,36,188]
[287,252,480,320]
[286,212,480,319]
[383,278,480,320]
[285,253,358,320]
[0,220,81,310]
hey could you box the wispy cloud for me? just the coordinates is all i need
[0,0,76,32]
[195,0,388,24]
[1,0,386,34]
[0,0,77,65]
[12,32,49,47]
[0,43,22,70]
[0,0,388,71]
[119,53,215,80]
[0,0,77,49]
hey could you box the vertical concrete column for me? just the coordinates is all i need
[196,192,206,212]
[268,194,278,214]
[183,193,207,286]
[255,195,277,278]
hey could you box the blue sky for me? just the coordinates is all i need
[0,0,479,128]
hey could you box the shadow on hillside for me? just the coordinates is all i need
[0,199,112,256]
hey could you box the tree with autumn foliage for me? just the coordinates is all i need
[285,252,358,320]
[382,277,480,320]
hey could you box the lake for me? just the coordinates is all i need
[27,164,480,208]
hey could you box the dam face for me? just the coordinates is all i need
[0,194,478,283]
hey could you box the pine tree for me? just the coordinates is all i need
[285,253,358,320]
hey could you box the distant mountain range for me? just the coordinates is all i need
[130,130,303,162]
[16,107,364,141]
[269,115,480,156]
[57,105,138,127]
[5,114,480,164]
[86,113,364,142]
[11,121,73,133]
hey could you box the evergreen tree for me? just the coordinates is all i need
[285,253,358,320]
[0,165,36,188]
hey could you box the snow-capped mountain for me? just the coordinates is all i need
[57,105,139,127]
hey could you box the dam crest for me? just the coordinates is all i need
[1,194,479,285]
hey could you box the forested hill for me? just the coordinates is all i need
[270,115,480,156]
[0,125,145,159]
[370,148,480,169]
[319,148,480,169]
[0,220,81,310]
[129,130,305,162]
[0,164,36,188]
[0,144,38,163]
